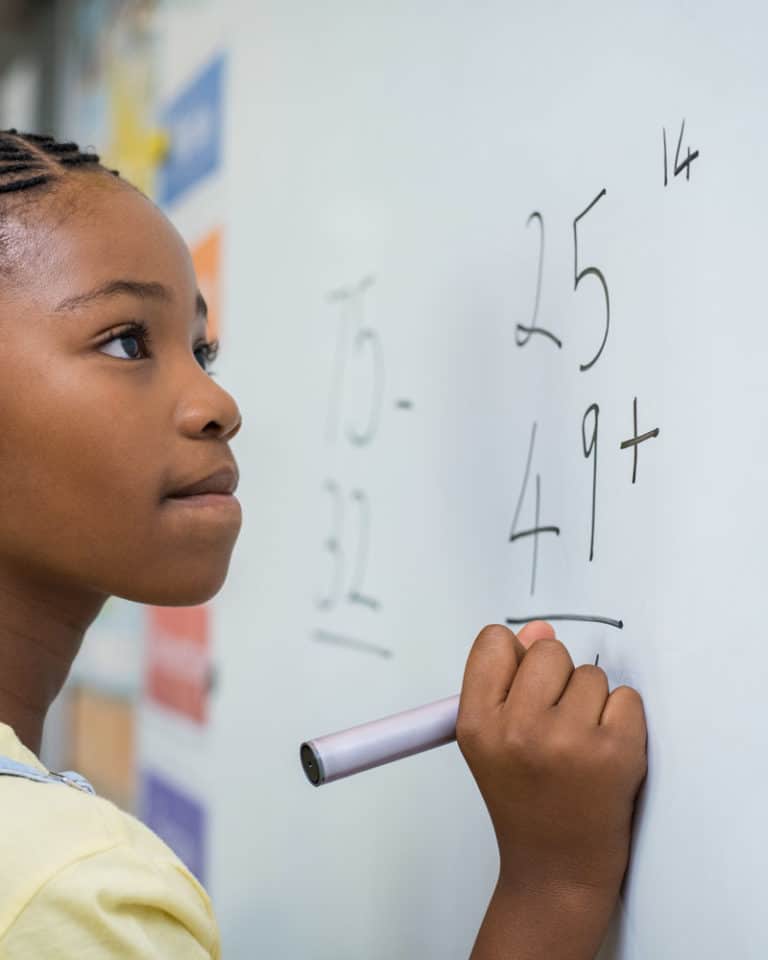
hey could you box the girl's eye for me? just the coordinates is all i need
[195,338,220,376]
[98,321,152,362]
[97,321,220,375]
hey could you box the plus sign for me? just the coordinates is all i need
[620,396,659,484]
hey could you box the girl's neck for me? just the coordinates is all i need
[0,571,107,755]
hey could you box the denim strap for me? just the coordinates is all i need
[0,754,95,795]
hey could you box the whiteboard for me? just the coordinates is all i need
[211,3,768,956]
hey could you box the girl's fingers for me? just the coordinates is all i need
[459,625,526,720]
[600,685,647,745]
[505,637,575,716]
[556,664,610,725]
[517,619,556,649]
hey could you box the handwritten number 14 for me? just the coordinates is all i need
[663,119,700,185]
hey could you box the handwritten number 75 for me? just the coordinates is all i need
[325,276,385,446]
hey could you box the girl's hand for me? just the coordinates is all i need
[456,623,647,934]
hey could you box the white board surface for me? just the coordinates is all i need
[212,3,768,956]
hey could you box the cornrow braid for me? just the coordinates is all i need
[0,128,121,196]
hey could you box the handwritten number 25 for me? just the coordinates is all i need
[573,189,610,372]
[516,212,562,349]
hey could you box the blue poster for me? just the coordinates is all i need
[158,52,225,208]
[139,770,207,885]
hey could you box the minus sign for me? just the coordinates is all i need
[395,399,414,410]
[312,629,394,659]
[506,614,624,629]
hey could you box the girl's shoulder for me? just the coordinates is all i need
[0,759,219,957]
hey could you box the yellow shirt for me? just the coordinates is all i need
[0,722,221,958]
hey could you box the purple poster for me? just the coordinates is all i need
[139,770,207,885]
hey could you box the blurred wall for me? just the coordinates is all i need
[0,1,57,131]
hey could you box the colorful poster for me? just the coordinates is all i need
[69,689,136,813]
[66,0,167,198]
[144,604,211,724]
[140,770,207,884]
[191,226,222,341]
[157,52,224,208]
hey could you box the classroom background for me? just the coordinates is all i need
[1,2,764,958]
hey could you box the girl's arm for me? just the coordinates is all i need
[457,624,647,960]
[470,878,617,960]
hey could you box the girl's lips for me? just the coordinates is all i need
[165,492,240,508]
[166,465,239,498]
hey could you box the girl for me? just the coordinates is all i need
[0,128,646,959]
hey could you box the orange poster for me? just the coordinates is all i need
[191,227,222,342]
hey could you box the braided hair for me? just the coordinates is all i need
[0,128,121,196]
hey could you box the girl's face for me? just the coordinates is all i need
[0,176,242,607]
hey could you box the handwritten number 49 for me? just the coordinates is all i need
[509,422,561,594]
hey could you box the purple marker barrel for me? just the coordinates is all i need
[300,694,460,786]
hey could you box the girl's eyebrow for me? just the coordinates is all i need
[54,279,208,321]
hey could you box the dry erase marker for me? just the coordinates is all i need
[300,694,459,786]
[299,653,603,785]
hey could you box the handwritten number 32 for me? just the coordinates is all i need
[317,481,380,612]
